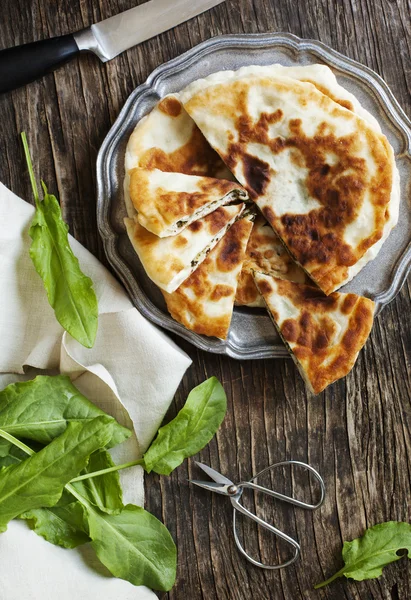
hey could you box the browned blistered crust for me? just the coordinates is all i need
[158,96,183,117]
[129,168,243,232]
[235,270,261,306]
[163,218,253,339]
[184,77,394,295]
[138,97,226,177]
[235,215,307,306]
[128,205,244,289]
[254,274,375,394]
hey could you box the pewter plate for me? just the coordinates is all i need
[96,32,411,360]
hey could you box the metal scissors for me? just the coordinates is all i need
[189,460,325,570]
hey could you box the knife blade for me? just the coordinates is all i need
[75,0,226,62]
[0,0,225,94]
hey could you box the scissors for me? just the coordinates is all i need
[189,460,325,570]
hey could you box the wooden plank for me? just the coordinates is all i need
[0,0,410,598]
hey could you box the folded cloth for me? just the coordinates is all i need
[0,183,192,599]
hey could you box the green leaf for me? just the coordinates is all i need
[86,504,176,591]
[19,451,123,548]
[0,416,113,532]
[0,437,89,548]
[143,376,227,475]
[22,133,98,348]
[28,186,98,348]
[0,413,176,591]
[0,438,27,467]
[20,502,89,549]
[314,521,411,588]
[71,450,123,515]
[0,437,10,457]
[0,375,131,448]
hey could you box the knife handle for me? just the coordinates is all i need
[0,34,80,94]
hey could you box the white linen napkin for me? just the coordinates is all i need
[0,182,192,599]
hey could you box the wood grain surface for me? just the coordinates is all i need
[1,1,410,599]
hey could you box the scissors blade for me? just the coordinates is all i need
[194,462,234,485]
[189,480,232,496]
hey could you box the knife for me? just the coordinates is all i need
[0,0,225,94]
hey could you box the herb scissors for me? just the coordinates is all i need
[190,460,325,570]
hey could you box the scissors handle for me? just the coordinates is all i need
[239,460,325,510]
[232,499,300,569]
[230,460,325,569]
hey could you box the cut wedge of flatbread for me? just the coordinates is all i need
[253,272,375,394]
[235,215,307,307]
[124,94,233,217]
[180,67,399,295]
[163,215,254,339]
[124,203,245,293]
[129,167,248,237]
[180,64,383,132]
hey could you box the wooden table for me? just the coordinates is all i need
[1,1,410,598]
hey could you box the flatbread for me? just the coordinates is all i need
[253,271,375,394]
[180,67,399,294]
[124,94,233,217]
[129,167,248,237]
[180,64,383,131]
[163,216,253,339]
[235,216,307,307]
[124,203,245,293]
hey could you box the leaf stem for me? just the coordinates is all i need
[21,132,40,205]
[70,459,145,483]
[0,428,34,456]
[0,425,144,518]
[65,482,92,508]
[314,566,346,589]
[0,427,94,509]
[0,427,144,485]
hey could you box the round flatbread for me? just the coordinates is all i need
[180,67,399,294]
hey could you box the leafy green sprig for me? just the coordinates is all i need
[315,521,411,589]
[22,132,98,348]
[0,375,227,591]
[72,375,227,481]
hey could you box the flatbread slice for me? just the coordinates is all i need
[124,203,245,293]
[235,215,307,307]
[129,167,248,237]
[180,68,398,295]
[163,216,254,339]
[253,272,375,394]
[124,94,233,217]
[180,64,383,132]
